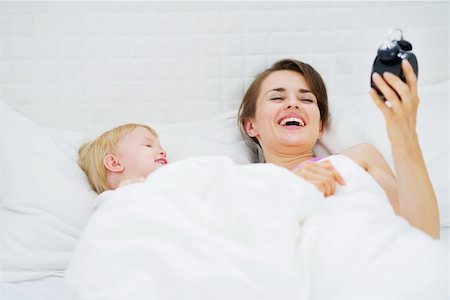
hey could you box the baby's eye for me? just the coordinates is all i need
[145,144,152,148]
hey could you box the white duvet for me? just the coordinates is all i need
[64,155,447,299]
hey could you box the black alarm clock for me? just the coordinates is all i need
[371,28,418,100]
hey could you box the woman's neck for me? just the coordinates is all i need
[264,150,315,170]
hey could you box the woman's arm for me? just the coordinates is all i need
[370,59,440,239]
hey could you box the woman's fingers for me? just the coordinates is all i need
[326,162,346,185]
[382,71,410,100]
[317,161,346,185]
[402,59,417,92]
[371,59,418,112]
[370,87,392,117]
[315,175,335,197]
[295,161,345,197]
[371,72,401,110]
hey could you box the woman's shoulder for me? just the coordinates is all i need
[339,143,380,156]
[339,143,383,171]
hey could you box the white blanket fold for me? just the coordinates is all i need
[65,155,447,299]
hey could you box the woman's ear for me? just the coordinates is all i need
[318,121,325,139]
[104,154,124,173]
[244,119,258,138]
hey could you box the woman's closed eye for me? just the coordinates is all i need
[270,96,284,101]
[270,97,314,103]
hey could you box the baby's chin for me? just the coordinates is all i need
[154,162,166,170]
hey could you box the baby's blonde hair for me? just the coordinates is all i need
[78,123,158,194]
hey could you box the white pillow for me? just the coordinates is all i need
[154,110,255,165]
[319,80,449,226]
[0,100,96,282]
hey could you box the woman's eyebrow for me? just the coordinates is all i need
[298,88,313,94]
[264,87,313,96]
[264,88,285,96]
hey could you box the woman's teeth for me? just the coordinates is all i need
[279,117,305,127]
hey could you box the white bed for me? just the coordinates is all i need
[0,2,448,299]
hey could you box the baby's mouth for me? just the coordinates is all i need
[155,158,168,165]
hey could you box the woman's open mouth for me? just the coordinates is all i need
[278,115,306,127]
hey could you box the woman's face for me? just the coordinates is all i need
[244,70,323,154]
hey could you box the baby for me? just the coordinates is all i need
[78,123,168,194]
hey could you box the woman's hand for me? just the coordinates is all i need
[293,160,346,197]
[370,59,440,239]
[370,59,419,144]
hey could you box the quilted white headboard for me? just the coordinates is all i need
[0,1,448,131]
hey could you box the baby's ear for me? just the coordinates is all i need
[104,154,124,173]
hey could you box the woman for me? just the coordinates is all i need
[238,58,439,239]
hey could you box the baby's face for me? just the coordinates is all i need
[115,126,167,179]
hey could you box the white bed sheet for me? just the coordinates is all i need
[1,226,448,299]
[62,156,447,299]
[0,276,66,300]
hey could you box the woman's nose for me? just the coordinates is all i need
[285,97,300,109]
